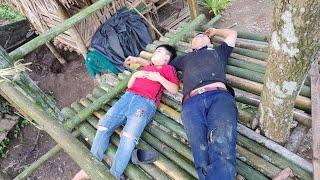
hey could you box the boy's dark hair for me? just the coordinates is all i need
[156,44,177,62]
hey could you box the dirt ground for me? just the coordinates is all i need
[0,0,313,179]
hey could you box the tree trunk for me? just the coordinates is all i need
[259,0,320,143]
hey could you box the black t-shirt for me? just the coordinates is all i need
[170,42,235,97]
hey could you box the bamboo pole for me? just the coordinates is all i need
[310,60,320,179]
[45,42,67,64]
[237,124,313,174]
[236,31,269,42]
[186,0,199,19]
[200,14,222,30]
[9,0,113,61]
[55,2,88,58]
[0,81,114,180]
[0,46,64,122]
[238,134,312,179]
[236,159,269,180]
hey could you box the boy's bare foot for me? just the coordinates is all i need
[272,167,294,180]
[72,170,89,180]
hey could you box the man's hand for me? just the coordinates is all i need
[144,72,162,82]
[205,28,217,38]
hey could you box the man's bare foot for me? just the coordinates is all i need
[272,167,294,180]
[72,170,89,180]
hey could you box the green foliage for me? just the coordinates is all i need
[0,138,9,158]
[199,0,231,16]
[0,0,24,21]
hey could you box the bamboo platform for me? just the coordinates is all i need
[0,0,315,179]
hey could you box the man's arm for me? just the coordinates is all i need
[205,28,237,47]
[144,72,179,94]
[124,56,151,67]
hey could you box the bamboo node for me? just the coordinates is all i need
[0,59,32,82]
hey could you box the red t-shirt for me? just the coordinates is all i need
[127,64,179,106]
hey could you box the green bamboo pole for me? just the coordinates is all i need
[13,131,80,180]
[237,145,281,178]
[0,46,64,122]
[200,14,222,30]
[70,101,168,180]
[236,159,269,180]
[237,124,313,174]
[9,0,113,61]
[236,31,269,42]
[0,81,114,180]
[237,134,312,179]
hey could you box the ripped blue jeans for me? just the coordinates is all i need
[181,90,237,180]
[90,91,156,178]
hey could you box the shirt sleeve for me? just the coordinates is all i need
[215,42,234,63]
[169,56,184,71]
[164,65,180,86]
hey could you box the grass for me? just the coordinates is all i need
[0,0,24,21]
[199,0,231,16]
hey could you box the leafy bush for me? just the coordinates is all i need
[0,0,24,21]
[199,0,231,16]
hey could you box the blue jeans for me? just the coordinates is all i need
[181,90,237,180]
[90,91,156,178]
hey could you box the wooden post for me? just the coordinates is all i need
[9,0,113,61]
[187,0,199,19]
[0,81,114,180]
[310,59,320,179]
[46,42,67,64]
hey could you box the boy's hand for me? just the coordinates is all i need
[205,28,217,38]
[145,72,162,82]
[124,56,139,66]
[133,71,148,78]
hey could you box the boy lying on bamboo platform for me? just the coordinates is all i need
[72,44,179,180]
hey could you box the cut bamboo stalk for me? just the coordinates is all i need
[237,124,313,174]
[9,0,113,61]
[310,60,320,179]
[200,14,222,30]
[13,130,80,180]
[236,31,269,42]
[45,42,67,64]
[284,124,309,153]
[0,81,114,180]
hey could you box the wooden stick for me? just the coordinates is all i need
[45,42,67,64]
[127,1,164,37]
[186,0,199,19]
[310,59,320,179]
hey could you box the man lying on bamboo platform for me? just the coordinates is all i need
[169,28,238,180]
[72,44,179,180]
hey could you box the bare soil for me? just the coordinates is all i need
[0,0,313,179]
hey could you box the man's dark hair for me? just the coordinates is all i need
[156,44,177,62]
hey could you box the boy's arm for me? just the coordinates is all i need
[125,56,151,67]
[145,72,179,94]
[127,71,147,88]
